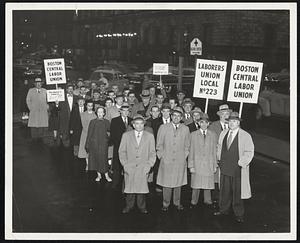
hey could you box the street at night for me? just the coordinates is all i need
[5,3,296,241]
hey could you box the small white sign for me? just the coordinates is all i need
[190,38,202,55]
[153,63,169,75]
[44,58,67,85]
[46,89,65,102]
[193,59,227,100]
[227,60,263,104]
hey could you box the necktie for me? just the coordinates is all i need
[227,131,233,149]
[175,125,178,130]
[203,131,206,139]
[37,89,40,93]
[165,119,168,124]
[137,132,141,145]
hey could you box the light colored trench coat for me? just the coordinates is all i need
[188,129,218,189]
[119,130,156,193]
[26,88,48,127]
[156,123,191,188]
[217,128,254,199]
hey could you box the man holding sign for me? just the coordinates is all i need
[26,78,49,142]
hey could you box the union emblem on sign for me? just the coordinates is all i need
[190,38,202,55]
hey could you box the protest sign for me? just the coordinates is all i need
[153,63,169,75]
[44,58,67,85]
[227,60,263,103]
[193,59,227,112]
[227,60,263,115]
[46,89,65,102]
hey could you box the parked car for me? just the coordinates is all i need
[89,68,129,89]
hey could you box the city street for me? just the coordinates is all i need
[12,121,290,233]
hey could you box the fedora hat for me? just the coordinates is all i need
[171,106,184,116]
[182,98,195,107]
[217,104,232,116]
[34,77,43,83]
[176,90,186,95]
[190,107,203,116]
[200,113,210,122]
[131,114,146,125]
[161,103,171,110]
[140,89,150,98]
[227,111,242,121]
[120,102,130,110]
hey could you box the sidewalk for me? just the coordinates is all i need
[251,132,290,164]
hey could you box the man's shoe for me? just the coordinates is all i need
[175,205,184,211]
[189,203,197,209]
[122,207,131,214]
[161,206,169,212]
[235,216,244,223]
[140,209,148,214]
[213,211,229,216]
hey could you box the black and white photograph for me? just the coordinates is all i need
[5,2,296,240]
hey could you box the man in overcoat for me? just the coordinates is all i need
[188,113,218,207]
[110,103,132,191]
[26,77,49,141]
[119,114,156,214]
[130,89,154,119]
[214,112,254,223]
[156,107,191,211]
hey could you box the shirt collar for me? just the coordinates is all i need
[229,128,239,136]
[200,128,207,134]
[172,122,180,129]
[134,130,143,136]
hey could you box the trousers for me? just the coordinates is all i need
[162,186,181,207]
[125,193,146,210]
[219,174,244,217]
[191,189,212,205]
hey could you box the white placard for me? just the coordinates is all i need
[44,58,67,85]
[190,38,202,55]
[227,60,263,104]
[46,89,65,102]
[153,63,169,75]
[193,59,227,100]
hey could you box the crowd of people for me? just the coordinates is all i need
[23,76,255,223]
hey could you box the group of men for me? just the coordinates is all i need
[25,76,254,223]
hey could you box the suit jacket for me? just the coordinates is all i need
[217,128,254,199]
[188,122,199,133]
[105,105,121,121]
[69,104,86,145]
[208,120,224,138]
[130,102,155,119]
[147,117,163,141]
[58,94,78,135]
[182,113,193,125]
[118,130,156,193]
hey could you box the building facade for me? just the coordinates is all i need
[73,10,290,72]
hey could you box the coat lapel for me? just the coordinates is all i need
[130,130,139,147]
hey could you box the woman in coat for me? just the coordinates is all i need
[85,106,112,182]
[78,100,97,169]
[188,113,218,207]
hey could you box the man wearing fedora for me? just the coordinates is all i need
[214,112,254,223]
[176,90,186,107]
[130,89,154,119]
[26,77,49,142]
[119,114,156,214]
[182,98,195,125]
[110,103,132,191]
[156,106,191,211]
[188,113,218,207]
[208,104,232,202]
[188,107,203,133]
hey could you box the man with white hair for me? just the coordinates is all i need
[119,114,156,214]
